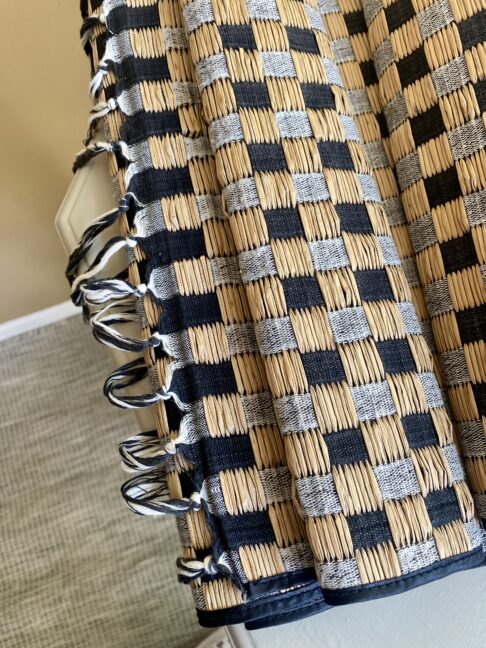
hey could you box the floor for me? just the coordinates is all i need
[0,311,207,648]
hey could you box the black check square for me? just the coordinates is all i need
[283,275,324,310]
[286,26,319,53]
[375,111,390,139]
[144,228,206,264]
[384,0,416,33]
[360,60,378,86]
[396,48,429,88]
[410,105,445,147]
[165,397,183,431]
[301,350,346,385]
[325,428,369,466]
[456,303,486,345]
[472,383,486,417]
[424,167,462,209]
[218,510,276,548]
[179,469,201,497]
[248,143,287,172]
[355,269,394,301]
[159,293,222,332]
[425,488,462,528]
[265,207,305,240]
[182,361,238,400]
[233,82,271,108]
[458,11,486,51]
[336,204,373,233]
[347,509,392,550]
[343,10,367,35]
[377,339,416,374]
[402,413,439,448]
[301,83,335,109]
[440,232,478,275]
[197,435,256,474]
[220,24,256,50]
[475,76,486,112]
[317,141,354,170]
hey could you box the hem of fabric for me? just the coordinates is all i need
[470,550,486,569]
[244,598,327,630]
[197,581,330,628]
[321,546,484,605]
[246,567,316,597]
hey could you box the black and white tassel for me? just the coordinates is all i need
[176,555,232,583]
[80,278,147,306]
[90,304,156,353]
[103,358,188,410]
[66,207,121,283]
[80,11,107,48]
[70,0,239,585]
[121,473,202,516]
[70,236,138,303]
[66,192,141,286]
[73,140,131,173]
[119,422,192,473]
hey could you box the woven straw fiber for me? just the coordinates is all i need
[71,0,486,630]
[353,0,486,522]
[79,0,329,629]
[318,0,486,523]
[180,0,483,598]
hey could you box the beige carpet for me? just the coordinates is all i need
[0,314,208,648]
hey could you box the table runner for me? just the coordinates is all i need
[69,0,485,629]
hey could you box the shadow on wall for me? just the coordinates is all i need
[0,2,91,322]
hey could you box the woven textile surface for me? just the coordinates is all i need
[0,315,206,648]
[319,0,486,523]
[70,0,486,630]
[360,0,486,520]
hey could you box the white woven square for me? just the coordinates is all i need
[374,458,421,500]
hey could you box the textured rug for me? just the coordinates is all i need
[0,314,208,648]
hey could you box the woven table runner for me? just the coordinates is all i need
[68,0,486,629]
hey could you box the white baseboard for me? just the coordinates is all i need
[0,301,79,342]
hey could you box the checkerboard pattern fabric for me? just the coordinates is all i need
[354,0,486,522]
[70,0,485,629]
[76,0,328,629]
[318,0,435,348]
[181,0,483,599]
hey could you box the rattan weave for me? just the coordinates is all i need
[69,0,486,630]
[359,0,486,522]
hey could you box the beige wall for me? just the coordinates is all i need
[1,3,91,321]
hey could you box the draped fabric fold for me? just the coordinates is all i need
[70,0,485,629]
